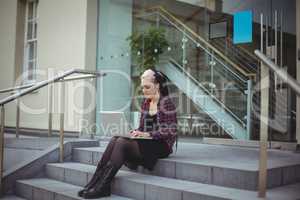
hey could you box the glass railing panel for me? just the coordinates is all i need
[132,10,251,125]
[210,37,259,74]
[251,70,296,141]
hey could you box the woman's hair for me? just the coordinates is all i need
[151,69,169,97]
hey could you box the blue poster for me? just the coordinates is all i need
[233,10,252,44]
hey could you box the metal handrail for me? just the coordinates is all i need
[0,83,35,94]
[0,69,104,106]
[211,38,258,73]
[0,69,105,194]
[254,50,300,96]
[0,74,98,95]
[224,37,259,64]
[145,6,257,79]
[135,11,248,84]
[255,48,300,198]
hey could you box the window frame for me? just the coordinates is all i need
[23,0,38,84]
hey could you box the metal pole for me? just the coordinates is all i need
[182,31,187,69]
[255,50,300,97]
[274,10,278,92]
[275,10,278,66]
[59,81,65,163]
[258,64,269,198]
[0,105,5,195]
[210,57,214,94]
[246,79,252,140]
[261,14,264,55]
[280,10,283,90]
[16,98,20,138]
[265,15,268,55]
[156,11,160,28]
[48,84,53,137]
[258,13,268,198]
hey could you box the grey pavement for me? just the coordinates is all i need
[85,142,300,171]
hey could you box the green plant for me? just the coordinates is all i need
[127,27,169,72]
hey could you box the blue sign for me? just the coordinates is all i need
[233,10,252,44]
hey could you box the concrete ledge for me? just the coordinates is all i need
[45,162,300,199]
[16,178,133,200]
[5,127,79,138]
[45,163,263,200]
[3,139,99,194]
[201,138,298,151]
[4,137,62,150]
[72,145,300,190]
[0,195,26,200]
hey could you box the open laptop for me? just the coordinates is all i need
[99,111,152,139]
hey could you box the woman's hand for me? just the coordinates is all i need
[130,130,151,138]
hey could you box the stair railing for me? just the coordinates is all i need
[0,69,106,194]
[144,6,257,79]
[255,49,300,198]
[135,7,254,137]
[169,58,247,127]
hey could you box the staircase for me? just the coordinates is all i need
[4,140,300,200]
[134,7,255,140]
[158,60,248,140]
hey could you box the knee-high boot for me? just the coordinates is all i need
[82,161,119,199]
[78,163,105,197]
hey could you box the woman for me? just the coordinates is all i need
[79,69,177,199]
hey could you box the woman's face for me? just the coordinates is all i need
[141,70,159,99]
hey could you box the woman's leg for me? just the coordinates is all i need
[98,136,119,167]
[109,137,142,168]
[82,137,142,198]
[78,136,119,196]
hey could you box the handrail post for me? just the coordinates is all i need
[258,62,269,198]
[246,79,252,140]
[16,97,20,138]
[59,80,65,163]
[155,11,160,28]
[210,55,215,94]
[182,30,187,69]
[258,13,268,198]
[0,105,5,195]
[48,84,53,137]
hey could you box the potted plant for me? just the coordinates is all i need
[127,27,169,73]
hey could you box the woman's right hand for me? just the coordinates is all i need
[130,130,141,137]
[130,130,151,138]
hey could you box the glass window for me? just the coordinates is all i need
[23,0,38,83]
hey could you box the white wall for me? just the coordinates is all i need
[0,0,17,89]
[0,0,97,133]
[0,0,18,127]
[82,0,98,134]
[18,0,88,131]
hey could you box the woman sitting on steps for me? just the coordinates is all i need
[78,68,178,199]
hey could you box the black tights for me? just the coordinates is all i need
[98,136,142,170]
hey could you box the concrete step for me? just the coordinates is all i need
[15,178,133,200]
[0,195,26,200]
[45,162,265,200]
[72,143,300,191]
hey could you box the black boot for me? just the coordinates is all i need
[78,163,105,197]
[82,161,119,199]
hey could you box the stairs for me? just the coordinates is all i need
[7,140,300,200]
[157,61,248,140]
[16,178,132,200]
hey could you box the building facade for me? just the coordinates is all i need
[0,0,299,144]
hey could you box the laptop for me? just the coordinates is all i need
[99,111,152,139]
